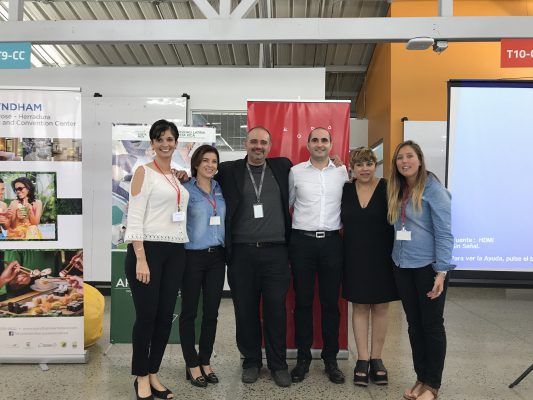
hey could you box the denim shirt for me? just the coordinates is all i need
[183,178,226,250]
[392,174,454,272]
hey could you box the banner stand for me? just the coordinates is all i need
[1,352,88,365]
[0,86,85,365]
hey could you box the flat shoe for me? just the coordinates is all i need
[417,385,438,400]
[403,380,424,400]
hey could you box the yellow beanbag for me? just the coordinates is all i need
[84,283,105,348]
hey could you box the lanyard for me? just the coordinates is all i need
[199,182,218,216]
[400,187,411,228]
[246,162,266,204]
[153,160,182,211]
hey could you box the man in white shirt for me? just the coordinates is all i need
[288,127,348,384]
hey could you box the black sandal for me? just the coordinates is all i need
[353,359,369,386]
[369,358,388,385]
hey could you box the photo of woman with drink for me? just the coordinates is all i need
[0,172,57,241]
[7,177,43,239]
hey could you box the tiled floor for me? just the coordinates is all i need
[2,287,533,399]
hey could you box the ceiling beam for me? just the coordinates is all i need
[9,0,24,21]
[1,16,533,44]
[231,0,259,20]
[219,0,231,18]
[190,0,218,19]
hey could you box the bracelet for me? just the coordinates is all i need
[134,247,144,251]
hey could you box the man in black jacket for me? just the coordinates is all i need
[216,126,292,387]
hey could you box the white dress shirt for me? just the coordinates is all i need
[289,159,349,231]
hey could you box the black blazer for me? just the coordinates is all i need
[215,156,293,259]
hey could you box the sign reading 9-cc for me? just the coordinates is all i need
[0,43,32,69]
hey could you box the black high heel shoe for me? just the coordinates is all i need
[369,358,388,385]
[134,378,154,400]
[150,384,174,399]
[201,366,219,384]
[353,360,369,387]
[186,368,208,388]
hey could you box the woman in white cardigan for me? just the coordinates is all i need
[124,119,189,400]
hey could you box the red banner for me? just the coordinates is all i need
[501,39,533,68]
[247,100,350,354]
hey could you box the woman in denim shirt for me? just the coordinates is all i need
[387,140,454,400]
[179,145,226,388]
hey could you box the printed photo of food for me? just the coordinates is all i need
[0,249,83,317]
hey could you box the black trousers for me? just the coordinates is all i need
[393,264,449,389]
[125,241,185,376]
[227,243,291,371]
[289,232,343,362]
[179,247,226,368]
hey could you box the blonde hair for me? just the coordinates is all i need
[387,140,427,224]
[349,147,377,169]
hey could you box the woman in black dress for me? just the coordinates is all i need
[341,147,398,387]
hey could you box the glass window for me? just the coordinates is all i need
[192,111,247,151]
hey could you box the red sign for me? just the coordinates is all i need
[501,39,533,68]
[247,100,350,353]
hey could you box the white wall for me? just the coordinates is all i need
[0,67,325,281]
[349,118,368,149]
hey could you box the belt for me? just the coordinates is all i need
[187,246,223,253]
[292,229,339,239]
[240,242,286,248]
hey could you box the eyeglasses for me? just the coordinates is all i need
[14,187,26,192]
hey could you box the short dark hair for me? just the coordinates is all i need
[190,145,220,178]
[149,119,179,141]
[12,176,36,204]
[0,178,4,183]
[247,126,272,142]
[308,127,331,143]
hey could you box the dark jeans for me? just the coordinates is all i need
[125,241,185,376]
[179,247,226,368]
[227,243,291,371]
[289,232,343,362]
[393,264,449,389]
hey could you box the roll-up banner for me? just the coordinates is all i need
[247,100,351,358]
[110,123,216,343]
[0,87,85,363]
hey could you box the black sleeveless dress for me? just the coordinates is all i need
[341,178,398,304]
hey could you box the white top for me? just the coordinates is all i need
[124,165,189,244]
[289,159,349,231]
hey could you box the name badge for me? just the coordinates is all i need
[253,204,264,219]
[396,229,411,241]
[210,216,221,226]
[172,211,185,222]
